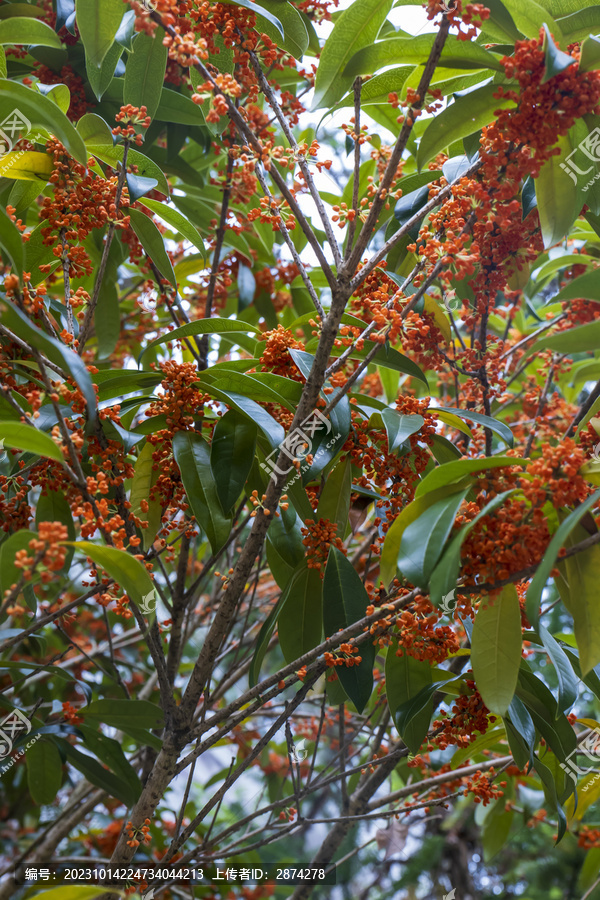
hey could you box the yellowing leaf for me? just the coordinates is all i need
[0,150,52,181]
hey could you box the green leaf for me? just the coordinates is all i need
[129,441,163,551]
[344,35,503,80]
[210,410,257,513]
[221,0,284,38]
[69,541,154,606]
[415,456,524,499]
[76,0,127,68]
[436,407,514,448]
[397,488,469,586]
[535,128,584,248]
[324,341,429,386]
[23,887,119,900]
[472,586,522,716]
[249,578,295,686]
[139,317,257,362]
[316,455,352,534]
[429,490,516,606]
[552,268,600,304]
[579,33,600,72]
[525,490,600,628]
[517,665,577,761]
[142,197,206,259]
[534,318,600,354]
[26,738,63,805]
[0,530,37,599]
[0,301,97,423]
[542,22,577,82]
[57,738,139,806]
[84,698,164,730]
[559,5,600,43]
[380,482,467,587]
[87,143,169,195]
[278,564,323,664]
[24,222,61,285]
[86,39,123,100]
[417,84,517,170]
[0,207,23,277]
[209,370,302,412]
[450,726,507,770]
[77,723,142,797]
[127,206,176,287]
[380,410,424,454]
[172,431,232,553]
[323,547,376,713]
[312,0,394,110]
[555,519,600,676]
[155,86,208,125]
[254,0,309,59]
[386,650,432,753]
[0,79,87,164]
[498,0,563,42]
[539,624,578,714]
[123,31,168,119]
[0,16,62,47]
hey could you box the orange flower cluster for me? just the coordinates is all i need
[125,818,152,849]
[434,679,495,750]
[394,610,460,664]
[324,644,362,667]
[13,521,69,585]
[301,518,345,572]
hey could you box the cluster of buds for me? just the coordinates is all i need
[214,568,234,589]
[113,104,152,145]
[331,202,357,229]
[249,491,289,517]
[324,643,362,667]
[126,818,152,848]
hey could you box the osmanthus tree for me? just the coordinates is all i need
[6,0,600,897]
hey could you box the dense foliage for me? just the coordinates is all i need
[6,0,600,897]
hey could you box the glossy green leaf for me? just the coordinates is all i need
[344,35,503,79]
[539,624,578,714]
[0,207,24,277]
[579,33,600,72]
[76,0,127,68]
[123,31,168,119]
[0,530,37,600]
[139,317,258,362]
[86,143,169,195]
[26,738,63,805]
[210,409,257,512]
[535,129,583,248]
[0,421,64,462]
[436,407,514,448]
[525,490,600,628]
[542,22,577,82]
[172,431,232,553]
[57,738,139,807]
[380,410,424,453]
[472,585,522,716]
[556,520,600,676]
[534,318,600,354]
[68,541,154,606]
[127,206,176,286]
[84,698,164,731]
[312,0,394,110]
[323,547,376,713]
[221,0,284,37]
[499,0,563,42]
[316,455,352,534]
[254,0,309,59]
[397,488,469,586]
[429,490,516,606]
[142,197,206,259]
[129,441,163,551]
[278,565,323,664]
[415,456,524,499]
[266,504,305,589]
[386,650,432,753]
[417,84,517,170]
[0,79,87,164]
[0,16,62,47]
